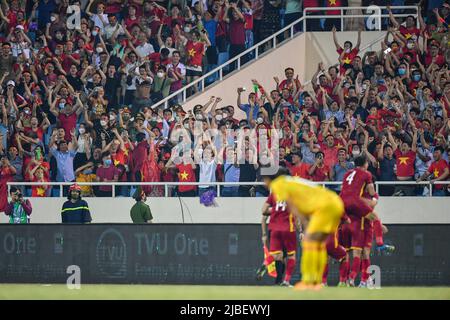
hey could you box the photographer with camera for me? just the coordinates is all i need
[4,186,32,224]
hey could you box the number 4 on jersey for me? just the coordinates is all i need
[346,171,357,185]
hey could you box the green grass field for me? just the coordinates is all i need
[0,284,449,300]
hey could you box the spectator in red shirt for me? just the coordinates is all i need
[417,146,449,196]
[318,134,339,169]
[390,127,418,196]
[274,67,301,96]
[95,151,119,197]
[183,30,210,94]
[308,151,331,182]
[388,6,426,40]
[285,151,310,179]
[224,2,246,71]
[333,27,361,75]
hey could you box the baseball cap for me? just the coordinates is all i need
[7,80,15,87]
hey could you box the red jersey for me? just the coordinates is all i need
[340,168,373,199]
[319,142,339,169]
[266,193,295,232]
[337,47,359,74]
[58,112,77,141]
[325,0,343,15]
[288,163,311,179]
[399,26,421,41]
[176,163,196,193]
[427,159,449,190]
[394,150,416,178]
[310,164,330,182]
[185,40,205,67]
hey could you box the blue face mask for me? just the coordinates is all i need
[83,169,93,175]
[59,103,65,110]
[377,79,385,85]
[413,74,421,82]
[104,159,112,166]
[398,68,406,76]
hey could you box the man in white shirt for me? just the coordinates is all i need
[104,14,125,40]
[135,32,155,58]
[87,0,108,32]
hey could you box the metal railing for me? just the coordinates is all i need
[149,5,417,111]
[7,180,449,198]
[303,6,419,32]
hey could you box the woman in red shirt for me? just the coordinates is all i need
[183,30,210,94]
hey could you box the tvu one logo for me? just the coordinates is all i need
[366,5,382,31]
[66,5,81,30]
[66,265,81,289]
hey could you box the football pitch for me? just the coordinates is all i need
[0,284,449,300]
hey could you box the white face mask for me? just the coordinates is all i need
[215,114,223,121]
[257,117,263,124]
[100,120,107,127]
[92,30,98,36]
[222,113,228,119]
[406,42,414,49]
[156,72,164,78]
[184,123,190,129]
[362,84,367,90]
[50,16,56,22]
[352,150,360,157]
[78,128,85,134]
[184,26,191,33]
[96,47,103,53]
[195,114,203,120]
[109,115,115,121]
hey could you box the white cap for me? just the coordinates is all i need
[15,25,24,30]
[7,80,15,87]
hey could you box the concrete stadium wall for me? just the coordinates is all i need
[1,197,448,224]
[183,31,384,120]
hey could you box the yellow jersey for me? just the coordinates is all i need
[270,175,342,217]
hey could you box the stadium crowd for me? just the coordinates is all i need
[0,0,449,208]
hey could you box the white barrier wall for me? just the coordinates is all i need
[0,197,448,224]
[183,31,384,120]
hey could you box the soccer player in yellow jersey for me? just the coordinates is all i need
[263,168,345,290]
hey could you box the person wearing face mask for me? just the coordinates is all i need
[49,92,85,142]
[151,66,178,102]
[86,1,108,33]
[118,107,133,130]
[73,124,93,171]
[61,184,92,224]
[75,162,97,197]
[95,151,119,197]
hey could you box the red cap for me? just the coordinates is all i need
[69,184,82,192]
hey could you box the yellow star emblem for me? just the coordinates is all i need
[188,48,196,57]
[37,187,45,196]
[434,168,440,178]
[286,147,291,154]
[405,33,412,39]
[398,157,409,165]
[114,159,120,166]
[329,0,337,5]
[180,170,189,180]
[343,56,352,64]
